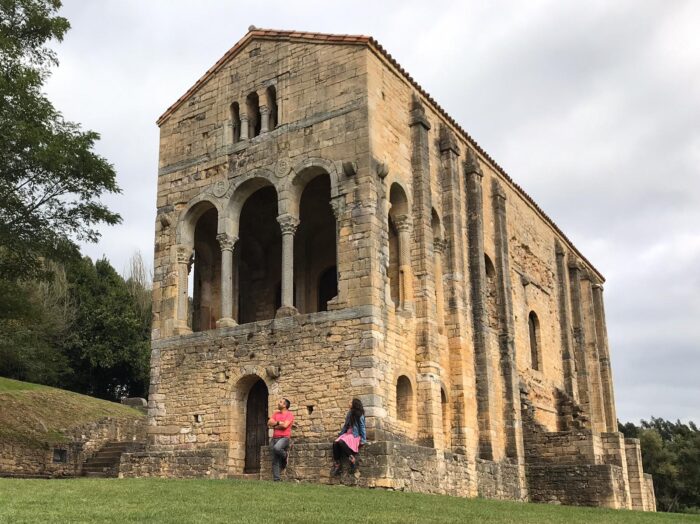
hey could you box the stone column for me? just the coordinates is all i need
[276,213,299,318]
[409,95,443,449]
[492,180,525,473]
[592,283,618,432]
[240,114,249,141]
[216,233,237,328]
[260,105,270,134]
[465,148,494,460]
[582,272,608,433]
[175,245,193,334]
[438,126,472,456]
[433,237,447,334]
[568,259,592,425]
[393,214,413,312]
[555,242,578,402]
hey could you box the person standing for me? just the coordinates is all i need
[268,398,294,481]
[331,398,366,476]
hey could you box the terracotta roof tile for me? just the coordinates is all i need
[155,28,602,279]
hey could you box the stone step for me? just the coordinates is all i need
[229,473,260,480]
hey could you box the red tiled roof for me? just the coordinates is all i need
[156,28,603,280]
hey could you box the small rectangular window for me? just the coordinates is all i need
[53,449,67,463]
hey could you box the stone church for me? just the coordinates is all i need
[121,27,655,510]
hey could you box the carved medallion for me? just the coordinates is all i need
[276,158,290,179]
[212,179,229,198]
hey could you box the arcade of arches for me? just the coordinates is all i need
[180,172,338,331]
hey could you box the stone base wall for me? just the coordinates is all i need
[527,464,628,508]
[644,474,656,512]
[258,441,523,501]
[120,448,228,479]
[0,416,145,478]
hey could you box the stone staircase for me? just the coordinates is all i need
[82,441,145,478]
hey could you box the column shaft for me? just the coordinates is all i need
[465,149,494,460]
[216,233,237,328]
[277,214,299,317]
[592,284,618,432]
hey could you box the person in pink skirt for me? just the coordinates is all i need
[331,398,367,475]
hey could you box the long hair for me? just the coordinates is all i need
[348,398,364,428]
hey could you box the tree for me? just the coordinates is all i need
[59,256,150,400]
[0,0,121,281]
[620,417,700,512]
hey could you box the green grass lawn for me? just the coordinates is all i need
[0,478,698,524]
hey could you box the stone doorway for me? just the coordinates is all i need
[244,379,269,473]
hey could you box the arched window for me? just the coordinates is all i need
[529,311,541,370]
[396,375,414,422]
[484,254,498,330]
[294,171,336,313]
[246,92,261,138]
[388,183,409,310]
[237,186,280,324]
[190,206,220,332]
[266,85,278,130]
[230,102,241,143]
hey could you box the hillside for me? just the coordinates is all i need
[0,377,144,449]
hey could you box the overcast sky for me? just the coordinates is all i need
[45,0,699,424]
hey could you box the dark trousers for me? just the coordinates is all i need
[270,437,290,480]
[332,440,356,462]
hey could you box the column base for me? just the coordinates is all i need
[216,317,237,328]
[275,306,298,318]
[173,324,192,336]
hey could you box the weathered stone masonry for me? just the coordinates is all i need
[121,28,654,511]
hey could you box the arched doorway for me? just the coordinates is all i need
[244,379,269,473]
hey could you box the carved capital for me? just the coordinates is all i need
[259,105,269,114]
[216,233,238,252]
[176,245,193,265]
[555,240,566,257]
[433,237,448,255]
[568,257,582,271]
[439,126,459,156]
[277,214,299,235]
[492,180,507,201]
[409,94,431,129]
[393,214,411,233]
[240,114,249,122]
[463,148,483,178]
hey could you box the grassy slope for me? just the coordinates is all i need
[0,377,143,448]
[0,478,698,524]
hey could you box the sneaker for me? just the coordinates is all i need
[331,463,342,477]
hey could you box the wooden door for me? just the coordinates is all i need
[244,379,268,473]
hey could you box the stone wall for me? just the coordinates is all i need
[120,448,227,479]
[257,441,523,501]
[0,416,145,478]
[528,464,628,508]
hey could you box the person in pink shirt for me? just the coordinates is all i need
[267,398,294,481]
